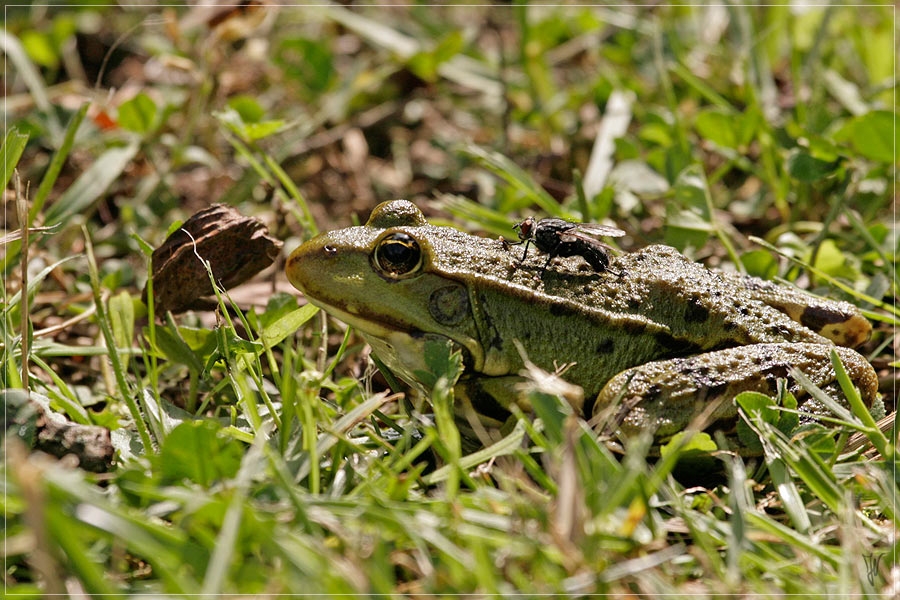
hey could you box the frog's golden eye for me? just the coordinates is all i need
[373,232,422,278]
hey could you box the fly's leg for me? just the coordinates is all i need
[521,240,532,263]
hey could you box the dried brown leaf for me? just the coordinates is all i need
[144,204,282,314]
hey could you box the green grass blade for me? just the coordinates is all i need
[201,430,267,595]
[830,349,891,459]
[29,103,89,223]
[44,509,123,598]
[2,127,29,191]
[44,142,139,227]
[751,236,899,318]
[458,144,568,218]
[84,227,153,453]
[0,30,62,143]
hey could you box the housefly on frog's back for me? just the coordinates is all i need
[509,216,626,274]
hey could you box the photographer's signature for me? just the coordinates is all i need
[863,553,881,585]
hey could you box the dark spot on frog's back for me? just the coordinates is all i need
[654,332,682,350]
[800,305,849,331]
[644,383,662,401]
[684,297,710,323]
[621,320,646,335]
[705,382,730,399]
[596,339,614,354]
[654,332,703,354]
[549,302,579,318]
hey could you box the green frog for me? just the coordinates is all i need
[286,200,879,449]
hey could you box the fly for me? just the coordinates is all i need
[511,216,626,274]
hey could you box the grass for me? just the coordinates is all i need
[2,3,898,596]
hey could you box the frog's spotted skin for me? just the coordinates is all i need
[719,272,872,348]
[597,343,878,437]
[286,200,879,452]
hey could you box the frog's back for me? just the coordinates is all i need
[569,245,829,348]
[443,242,829,350]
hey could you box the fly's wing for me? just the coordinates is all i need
[559,232,619,252]
[572,223,626,238]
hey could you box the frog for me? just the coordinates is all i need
[286,200,880,451]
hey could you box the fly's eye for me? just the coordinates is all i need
[373,232,422,278]
[514,217,534,240]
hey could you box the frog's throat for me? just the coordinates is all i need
[302,296,486,372]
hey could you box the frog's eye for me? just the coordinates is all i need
[373,232,422,278]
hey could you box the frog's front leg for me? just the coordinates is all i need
[592,343,879,440]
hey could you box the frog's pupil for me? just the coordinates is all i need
[384,240,411,262]
[376,232,421,276]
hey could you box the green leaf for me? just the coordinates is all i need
[660,431,718,457]
[155,321,203,373]
[408,31,463,82]
[118,93,157,134]
[215,108,285,142]
[242,120,285,140]
[786,150,839,182]
[767,457,810,534]
[227,94,265,123]
[638,122,673,147]
[108,291,135,351]
[695,109,737,149]
[44,142,139,227]
[276,38,335,96]
[741,250,777,279]
[30,103,89,222]
[811,239,845,277]
[21,30,58,69]
[260,304,319,347]
[176,326,216,352]
[260,292,298,329]
[130,232,154,258]
[735,391,777,452]
[2,127,30,192]
[158,421,243,486]
[737,107,762,147]
[665,168,713,252]
[412,337,464,390]
[776,391,799,436]
[850,110,894,163]
[529,392,570,445]
[0,30,62,144]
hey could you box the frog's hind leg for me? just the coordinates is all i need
[593,343,878,439]
[715,271,871,348]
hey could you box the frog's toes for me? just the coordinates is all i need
[798,305,871,348]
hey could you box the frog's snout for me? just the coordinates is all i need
[286,237,337,296]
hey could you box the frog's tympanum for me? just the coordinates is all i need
[287,200,879,452]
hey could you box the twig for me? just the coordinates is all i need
[32,304,97,339]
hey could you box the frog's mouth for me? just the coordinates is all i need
[302,295,473,390]
[302,294,419,342]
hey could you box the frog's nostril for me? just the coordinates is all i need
[324,245,337,256]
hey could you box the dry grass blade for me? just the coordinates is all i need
[0,225,60,245]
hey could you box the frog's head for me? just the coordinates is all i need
[286,200,485,384]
